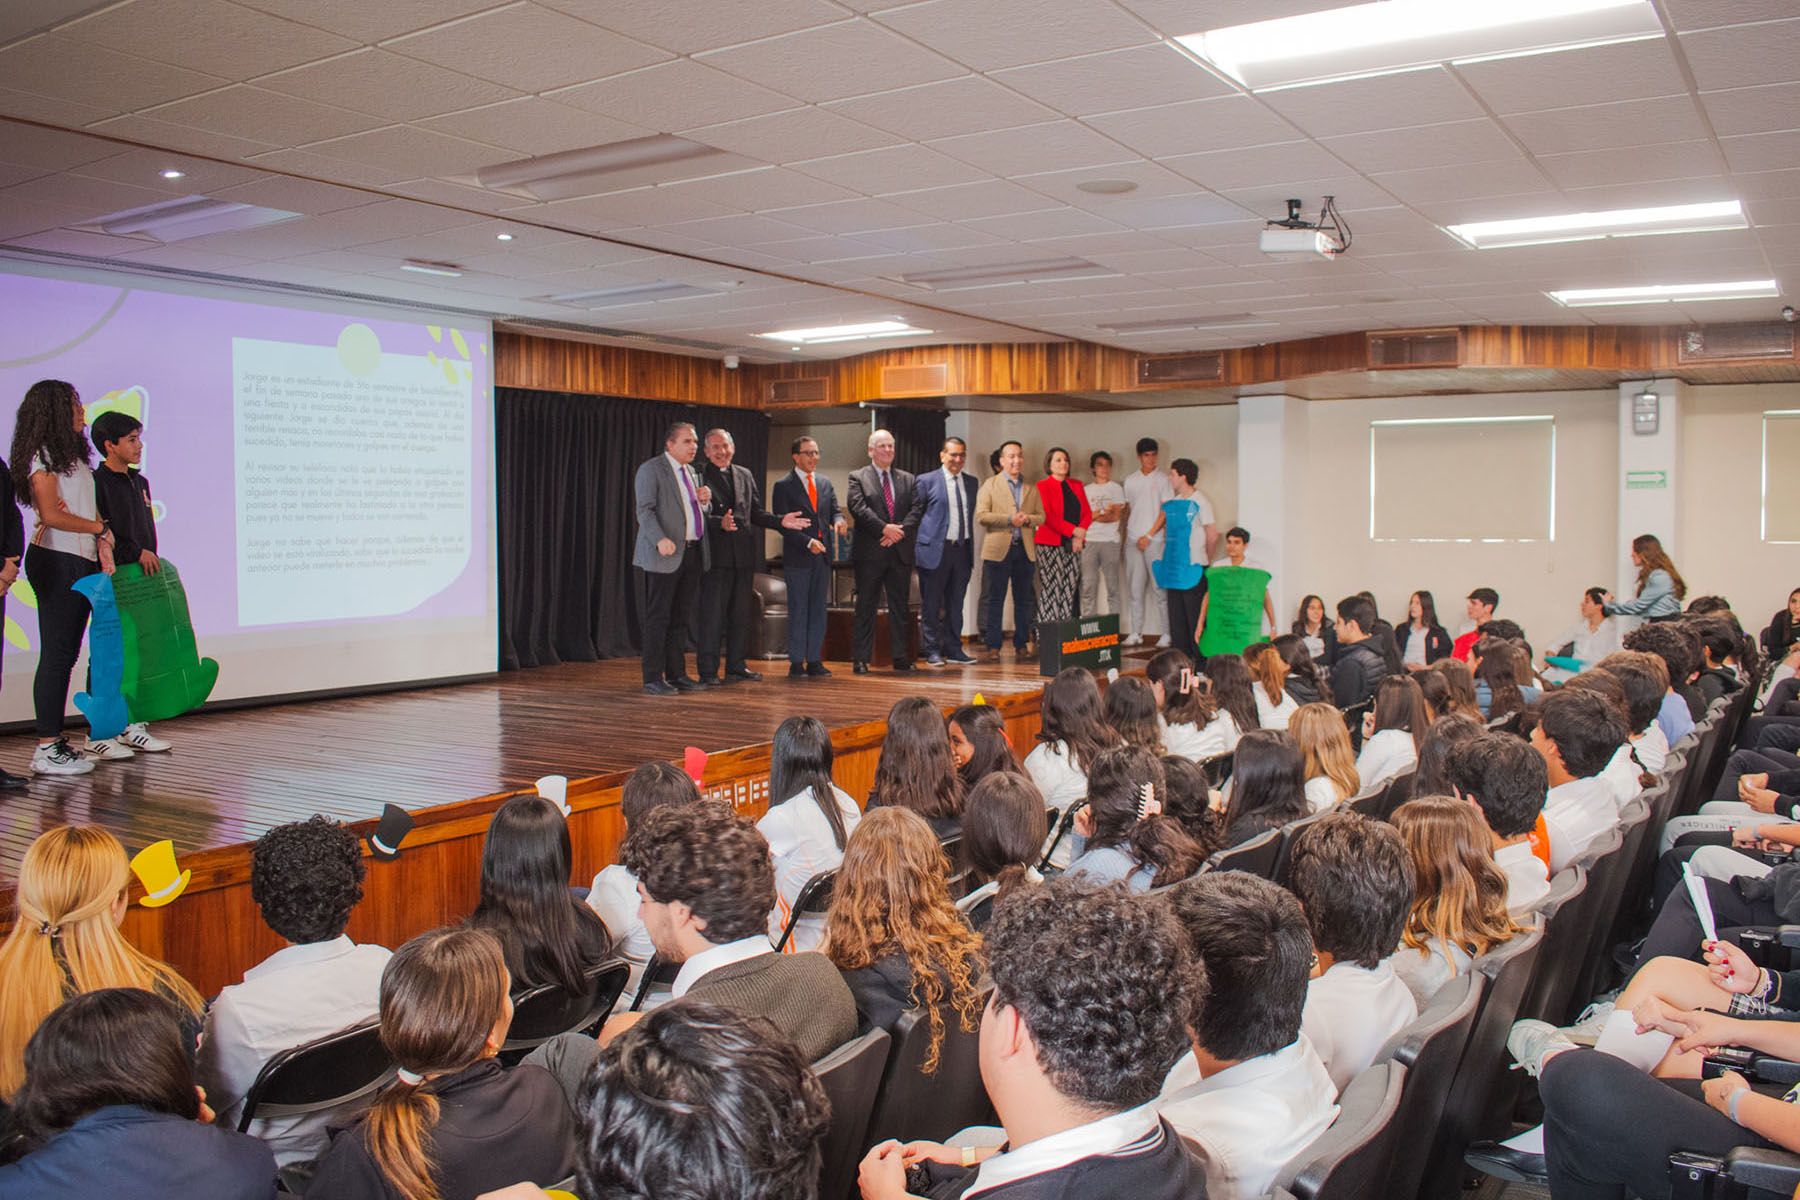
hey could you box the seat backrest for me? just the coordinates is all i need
[238,1018,394,1131]
[813,1028,891,1200]
[1375,971,1484,1200]
[1205,826,1286,880]
[1275,1060,1407,1200]
[502,960,633,1058]
[628,953,681,1013]
[1202,751,1235,788]
[752,572,788,608]
[775,869,838,953]
[1039,803,1083,871]
[1515,865,1590,1025]
[865,992,996,1147]
[1578,805,1653,1006]
[1273,810,1333,885]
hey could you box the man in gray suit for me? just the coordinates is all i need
[635,422,711,696]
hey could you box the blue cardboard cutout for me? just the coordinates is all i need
[73,573,130,740]
[1151,497,1205,592]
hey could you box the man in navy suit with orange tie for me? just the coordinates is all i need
[770,435,845,677]
[914,436,980,667]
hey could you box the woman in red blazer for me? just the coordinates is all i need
[1035,446,1092,625]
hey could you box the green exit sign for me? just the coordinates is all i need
[1626,470,1667,490]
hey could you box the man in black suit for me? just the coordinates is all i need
[696,429,808,686]
[769,436,846,677]
[847,428,924,674]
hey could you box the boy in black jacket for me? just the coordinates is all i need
[1332,594,1388,711]
[89,411,172,756]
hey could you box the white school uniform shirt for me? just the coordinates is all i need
[29,453,98,559]
[1600,743,1647,809]
[1305,775,1341,813]
[1354,728,1417,797]
[1300,959,1419,1094]
[1391,938,1476,1010]
[1024,739,1089,811]
[1122,468,1174,541]
[1161,711,1239,762]
[1635,724,1669,775]
[196,937,391,1167]
[963,1101,1164,1198]
[1084,480,1126,544]
[758,784,863,952]
[1256,688,1298,731]
[1157,1037,1340,1200]
[1494,840,1552,918]
[1543,775,1621,874]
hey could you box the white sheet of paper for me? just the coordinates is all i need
[1684,862,1719,944]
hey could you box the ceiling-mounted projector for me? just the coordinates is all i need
[1261,197,1350,261]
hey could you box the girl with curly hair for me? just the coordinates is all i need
[824,807,985,1072]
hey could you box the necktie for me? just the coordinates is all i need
[806,472,818,513]
[946,471,960,542]
[882,470,894,520]
[678,464,703,537]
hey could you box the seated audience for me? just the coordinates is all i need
[1146,648,1234,761]
[1103,673,1166,754]
[1068,745,1206,890]
[1429,656,1483,721]
[1220,729,1311,846]
[759,715,862,953]
[1291,702,1360,811]
[1473,637,1537,721]
[1533,687,1630,872]
[310,927,578,1200]
[868,696,966,838]
[1447,733,1553,917]
[588,760,700,975]
[1559,669,1653,809]
[1159,755,1225,856]
[1023,667,1120,815]
[1159,873,1340,1200]
[1355,674,1426,796]
[1415,665,1453,721]
[948,703,1025,790]
[1290,813,1421,1092]
[0,988,276,1197]
[1453,588,1500,661]
[1597,649,1673,774]
[1691,616,1751,708]
[1205,653,1262,747]
[1623,620,1701,742]
[1330,594,1387,710]
[0,825,203,1100]
[1390,796,1524,1007]
[1397,589,1452,671]
[466,796,615,995]
[858,877,1206,1199]
[1541,586,1619,682]
[1245,640,1300,729]
[1293,593,1339,666]
[1764,587,1800,659]
[1356,590,1405,675]
[1386,711,1483,809]
[1273,632,1333,707]
[958,773,1048,931]
[824,808,985,1066]
[198,816,392,1166]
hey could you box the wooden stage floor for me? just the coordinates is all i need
[0,651,1059,886]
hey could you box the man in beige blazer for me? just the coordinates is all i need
[975,439,1044,655]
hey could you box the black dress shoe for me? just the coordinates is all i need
[1464,1141,1547,1183]
[892,662,915,672]
[696,675,723,687]
[642,680,679,696]
[945,651,977,664]
[0,768,28,791]
[853,662,870,675]
[789,663,807,677]
[725,668,762,682]
[669,676,703,691]
[807,663,832,677]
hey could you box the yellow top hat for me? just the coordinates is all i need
[130,839,191,908]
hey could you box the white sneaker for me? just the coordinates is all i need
[1507,1019,1577,1077]
[1563,999,1616,1046]
[84,738,135,761]
[1155,634,1172,648]
[31,739,95,776]
[117,722,172,752]
[1123,634,1143,646]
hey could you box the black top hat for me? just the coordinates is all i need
[368,803,415,861]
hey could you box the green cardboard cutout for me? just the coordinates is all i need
[111,560,219,722]
[1197,565,1272,657]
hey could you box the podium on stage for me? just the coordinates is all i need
[1037,613,1121,677]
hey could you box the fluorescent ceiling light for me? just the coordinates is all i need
[400,260,462,278]
[1098,314,1278,335]
[1547,279,1778,307]
[898,257,1117,291]
[82,195,300,242]
[545,281,722,307]
[1177,0,1659,91]
[475,135,757,200]
[753,320,930,345]
[1447,201,1746,249]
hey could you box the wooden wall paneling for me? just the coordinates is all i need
[496,331,759,408]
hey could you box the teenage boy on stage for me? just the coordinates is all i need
[88,410,172,756]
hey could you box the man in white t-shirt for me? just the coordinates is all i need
[1120,437,1175,646]
[1081,450,1126,620]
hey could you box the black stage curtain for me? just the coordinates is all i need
[497,388,769,670]
[875,406,948,477]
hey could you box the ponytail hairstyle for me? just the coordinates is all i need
[1289,703,1359,804]
[1083,745,1204,888]
[1274,633,1334,706]
[363,927,511,1200]
[1631,533,1687,602]
[1429,657,1481,720]
[1036,667,1122,774]
[1243,641,1287,706]
[949,704,1025,789]
[1473,637,1527,722]
[1392,796,1521,962]
[1415,667,1451,722]
[769,716,850,850]
[1160,755,1225,856]
[1102,676,1164,753]
[0,825,203,1100]
[962,772,1048,895]
[1145,649,1216,727]
[1206,653,1261,737]
[1370,674,1428,756]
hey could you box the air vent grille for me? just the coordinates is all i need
[1368,329,1461,368]
[1677,322,1796,363]
[1137,353,1223,384]
[881,363,949,395]
[767,378,831,406]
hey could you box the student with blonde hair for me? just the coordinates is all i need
[1291,702,1360,812]
[1245,640,1299,730]
[1389,796,1524,1007]
[0,824,202,1100]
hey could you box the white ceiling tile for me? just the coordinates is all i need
[1257,67,1483,138]
[1559,177,1740,213]
[0,123,135,171]
[241,146,418,187]
[856,222,1009,252]
[772,197,934,235]
[0,33,228,112]
[68,148,265,194]
[551,59,800,132]
[382,176,547,213]
[1538,140,1725,190]
[419,97,653,157]
[233,0,523,43]
[82,113,281,159]
[1735,167,1800,204]
[0,84,115,127]
[1218,178,1399,221]
[661,213,817,245]
[258,48,523,122]
[1501,96,1709,156]
[7,227,177,257]
[1720,130,1800,174]
[1699,82,1800,137]
[537,187,742,231]
[1372,159,1554,206]
[1083,95,1302,159]
[887,179,1062,220]
[139,84,390,146]
[212,176,384,214]
[1320,119,1522,175]
[291,199,479,243]
[1680,18,1800,90]
[960,206,1126,241]
[928,121,1136,178]
[661,167,861,212]
[823,75,1055,140]
[298,126,509,177]
[738,234,895,263]
[790,144,990,194]
[60,0,357,79]
[1058,192,1250,231]
[0,161,51,189]
[386,4,669,92]
[108,244,263,272]
[3,171,176,220]
[1452,38,1686,114]
[872,0,1153,73]
[1013,160,1208,208]
[1662,0,1800,32]
[696,19,962,104]
[1159,141,1348,191]
[540,0,852,55]
[989,42,1232,116]
[687,107,903,161]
